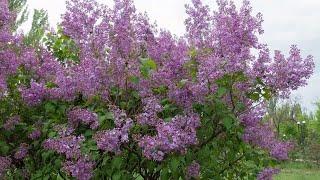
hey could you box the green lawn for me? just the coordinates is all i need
[274,162,320,180]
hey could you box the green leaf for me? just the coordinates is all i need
[112,157,123,170]
[105,112,114,120]
[140,58,157,78]
[160,168,170,180]
[169,157,180,173]
[84,129,93,137]
[217,87,227,97]
[45,102,56,113]
[56,173,64,180]
[223,116,233,130]
[248,92,260,101]
[0,141,10,154]
[48,131,57,138]
[129,76,140,84]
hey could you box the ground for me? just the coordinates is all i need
[275,162,320,180]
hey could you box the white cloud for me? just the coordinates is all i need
[292,73,320,112]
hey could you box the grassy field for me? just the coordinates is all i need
[274,162,320,180]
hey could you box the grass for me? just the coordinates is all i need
[274,161,320,180]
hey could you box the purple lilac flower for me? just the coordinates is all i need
[62,156,94,180]
[20,81,47,106]
[136,96,163,126]
[185,0,212,48]
[242,119,294,161]
[0,75,7,98]
[138,136,165,161]
[186,161,201,179]
[67,108,99,129]
[28,129,41,140]
[14,143,29,160]
[109,105,132,127]
[54,125,75,137]
[0,156,11,178]
[257,168,280,180]
[2,115,20,130]
[0,0,11,25]
[94,119,133,153]
[43,135,85,159]
[139,113,200,161]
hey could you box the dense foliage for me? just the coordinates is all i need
[0,0,315,179]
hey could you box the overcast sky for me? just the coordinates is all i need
[23,0,320,112]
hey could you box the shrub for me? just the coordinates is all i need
[0,0,314,179]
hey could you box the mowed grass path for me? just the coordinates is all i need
[274,162,320,180]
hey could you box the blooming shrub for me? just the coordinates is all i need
[0,0,314,179]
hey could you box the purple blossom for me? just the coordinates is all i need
[94,119,133,153]
[185,0,212,47]
[14,143,29,160]
[28,129,41,140]
[0,75,7,98]
[257,168,280,180]
[36,52,63,81]
[242,121,294,160]
[136,96,163,126]
[62,156,94,180]
[0,0,11,26]
[139,113,200,161]
[0,156,11,178]
[20,81,47,106]
[109,105,133,128]
[43,135,85,159]
[266,45,314,97]
[138,136,165,161]
[67,108,99,129]
[54,125,75,137]
[186,161,200,179]
[2,115,20,130]
[270,142,294,161]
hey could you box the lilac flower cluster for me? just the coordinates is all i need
[139,113,200,161]
[0,0,11,26]
[136,96,163,126]
[20,81,47,106]
[2,115,20,131]
[94,107,133,153]
[67,108,99,129]
[28,129,41,140]
[0,76,7,98]
[109,106,133,127]
[14,143,29,160]
[0,156,11,178]
[0,0,39,100]
[54,125,75,137]
[186,161,201,179]
[43,125,95,179]
[267,45,314,97]
[185,0,212,48]
[62,156,95,180]
[257,168,280,180]
[243,123,294,160]
[241,105,294,160]
[43,135,85,159]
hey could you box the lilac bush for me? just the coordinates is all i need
[0,0,315,179]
